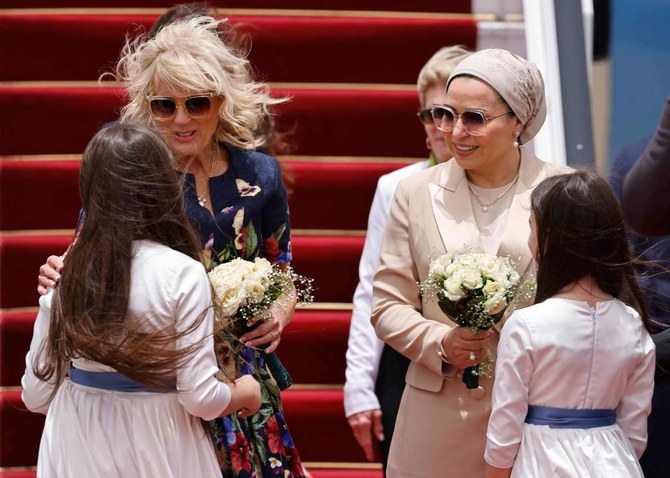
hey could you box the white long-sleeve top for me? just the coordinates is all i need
[343,160,429,417]
[22,240,232,421]
[486,297,655,469]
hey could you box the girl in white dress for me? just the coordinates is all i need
[21,123,262,477]
[485,170,656,478]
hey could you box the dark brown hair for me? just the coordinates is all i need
[35,123,207,391]
[148,3,214,39]
[531,169,652,331]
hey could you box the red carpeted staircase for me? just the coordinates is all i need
[0,1,525,476]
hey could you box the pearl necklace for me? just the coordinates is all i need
[197,145,218,207]
[466,174,519,213]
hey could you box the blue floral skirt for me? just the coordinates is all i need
[209,339,305,477]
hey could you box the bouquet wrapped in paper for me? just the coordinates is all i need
[208,257,313,390]
[421,252,520,389]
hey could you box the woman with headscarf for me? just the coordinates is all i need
[370,48,570,477]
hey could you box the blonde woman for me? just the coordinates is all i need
[37,16,305,477]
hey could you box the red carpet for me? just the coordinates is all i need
[0,13,477,83]
[0,86,426,157]
[0,233,364,308]
[0,158,411,231]
[0,2,509,475]
[0,308,352,387]
[0,0,471,12]
[0,387,366,466]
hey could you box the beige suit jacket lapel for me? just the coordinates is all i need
[428,149,553,276]
[428,161,481,254]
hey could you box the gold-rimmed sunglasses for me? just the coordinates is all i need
[431,105,512,136]
[146,94,214,120]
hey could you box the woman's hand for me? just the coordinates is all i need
[485,463,512,478]
[240,270,297,353]
[347,409,384,462]
[239,312,285,353]
[442,326,492,369]
[37,255,65,295]
[227,375,262,417]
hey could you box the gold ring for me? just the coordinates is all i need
[469,351,476,361]
[269,331,276,341]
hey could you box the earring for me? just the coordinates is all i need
[426,137,432,150]
[513,132,520,148]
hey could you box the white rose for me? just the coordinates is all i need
[459,268,483,291]
[479,256,501,278]
[253,257,273,274]
[429,261,446,278]
[455,255,477,269]
[484,292,507,315]
[436,254,453,268]
[445,261,460,276]
[249,271,271,290]
[444,277,466,301]
[216,283,247,316]
[244,280,266,303]
[483,280,505,298]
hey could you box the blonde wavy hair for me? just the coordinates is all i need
[416,45,471,107]
[110,15,286,150]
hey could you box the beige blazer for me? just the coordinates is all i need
[371,149,569,478]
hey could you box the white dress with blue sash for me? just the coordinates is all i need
[485,298,655,477]
[21,241,231,478]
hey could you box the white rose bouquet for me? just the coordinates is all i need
[207,257,313,390]
[208,257,313,324]
[420,252,520,388]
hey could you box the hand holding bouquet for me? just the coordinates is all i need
[208,257,313,390]
[421,252,520,389]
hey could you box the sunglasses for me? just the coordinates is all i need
[417,108,433,125]
[147,94,214,120]
[431,105,512,136]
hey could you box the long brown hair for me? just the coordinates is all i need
[35,123,207,391]
[531,170,653,332]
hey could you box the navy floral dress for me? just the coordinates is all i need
[182,145,305,478]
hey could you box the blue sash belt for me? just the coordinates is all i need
[525,405,616,429]
[70,367,172,393]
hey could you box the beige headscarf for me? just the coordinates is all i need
[446,48,546,145]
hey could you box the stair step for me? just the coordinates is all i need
[281,389,366,463]
[0,0,472,13]
[0,390,45,468]
[0,307,352,387]
[0,157,413,231]
[0,388,367,467]
[0,12,481,83]
[310,470,382,478]
[0,468,383,478]
[0,471,36,478]
[0,85,426,158]
[0,233,363,308]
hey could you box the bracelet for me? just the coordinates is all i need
[437,340,458,378]
[436,341,451,364]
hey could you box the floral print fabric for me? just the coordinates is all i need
[183,146,305,477]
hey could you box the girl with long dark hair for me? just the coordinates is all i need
[22,123,261,477]
[485,170,656,478]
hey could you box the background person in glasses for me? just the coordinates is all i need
[370,49,569,478]
[343,45,470,472]
[37,15,306,478]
